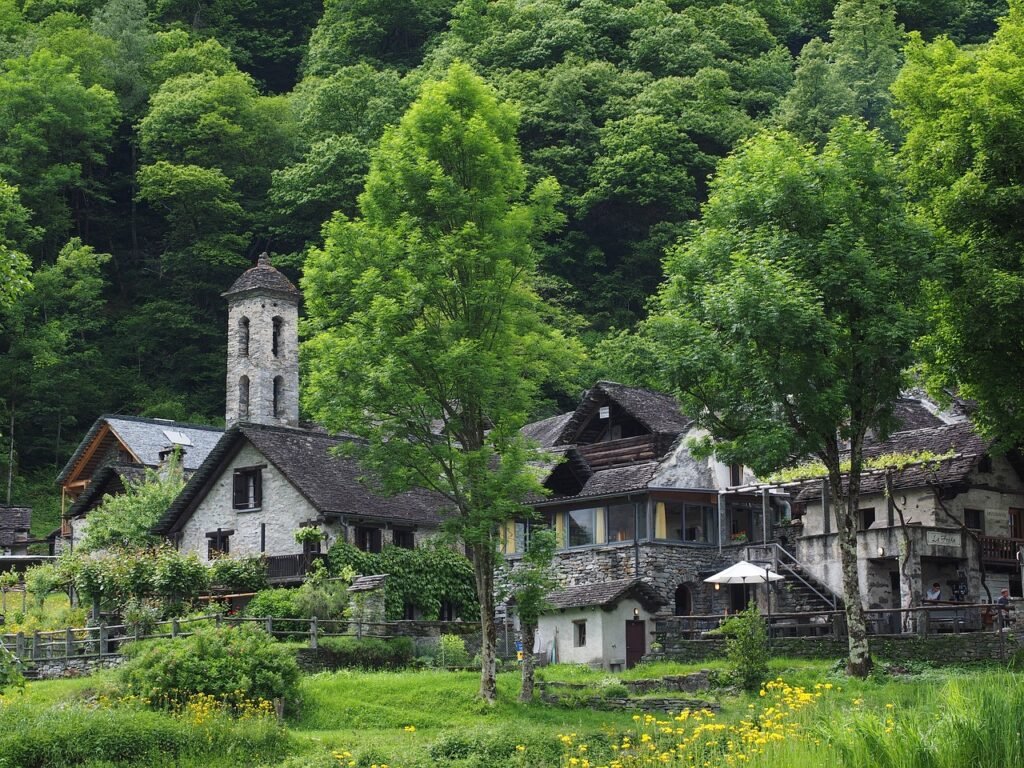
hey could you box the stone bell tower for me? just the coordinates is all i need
[223,253,300,427]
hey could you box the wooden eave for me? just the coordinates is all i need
[61,423,141,492]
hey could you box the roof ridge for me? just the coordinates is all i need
[102,413,224,432]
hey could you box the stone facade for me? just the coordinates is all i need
[177,442,341,562]
[225,289,299,428]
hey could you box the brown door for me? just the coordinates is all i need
[625,620,646,669]
[1010,508,1024,539]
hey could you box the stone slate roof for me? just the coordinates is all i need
[57,415,223,484]
[0,506,31,547]
[545,579,667,612]
[576,462,661,498]
[796,422,991,501]
[223,253,299,297]
[553,381,692,446]
[521,412,574,449]
[348,574,388,593]
[156,423,449,535]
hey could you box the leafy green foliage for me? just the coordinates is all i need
[121,623,301,707]
[720,602,769,691]
[327,541,477,621]
[436,633,470,667]
[207,555,268,593]
[80,458,185,552]
[894,3,1024,445]
[768,450,958,483]
[317,636,416,669]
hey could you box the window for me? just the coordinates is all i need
[272,316,283,357]
[238,316,249,357]
[658,502,715,543]
[439,600,457,621]
[573,620,587,647]
[238,376,250,420]
[393,528,415,549]
[273,376,284,418]
[858,508,876,531]
[606,503,638,543]
[355,526,382,553]
[232,467,262,510]
[565,508,598,547]
[402,601,416,620]
[302,537,321,556]
[965,508,984,532]
[206,529,232,559]
[730,463,744,487]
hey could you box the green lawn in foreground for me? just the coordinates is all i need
[2,659,1021,767]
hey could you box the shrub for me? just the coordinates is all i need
[721,601,769,691]
[317,636,415,669]
[208,556,268,592]
[436,633,469,667]
[120,624,301,707]
[245,588,301,628]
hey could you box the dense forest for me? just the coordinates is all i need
[0,0,1021,536]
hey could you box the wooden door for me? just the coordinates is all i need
[625,620,646,669]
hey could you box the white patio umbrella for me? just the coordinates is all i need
[705,561,785,640]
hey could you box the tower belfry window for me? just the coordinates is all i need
[238,316,250,357]
[272,316,283,357]
[273,375,284,417]
[239,376,250,419]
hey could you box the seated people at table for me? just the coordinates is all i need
[925,582,942,601]
[997,588,1011,618]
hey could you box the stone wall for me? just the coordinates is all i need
[28,654,124,680]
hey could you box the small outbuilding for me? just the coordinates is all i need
[536,578,667,671]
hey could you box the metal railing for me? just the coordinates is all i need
[746,541,840,610]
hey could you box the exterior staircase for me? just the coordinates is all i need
[746,542,843,614]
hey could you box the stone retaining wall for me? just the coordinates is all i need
[28,655,124,680]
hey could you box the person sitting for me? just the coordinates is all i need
[996,588,1012,625]
[925,582,942,601]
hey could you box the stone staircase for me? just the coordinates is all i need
[746,543,843,614]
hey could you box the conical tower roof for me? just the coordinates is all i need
[223,253,299,298]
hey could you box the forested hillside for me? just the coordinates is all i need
[0,0,1019,534]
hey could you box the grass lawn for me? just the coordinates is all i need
[2,658,1022,767]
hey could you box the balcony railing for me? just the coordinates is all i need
[265,553,325,582]
[978,535,1024,565]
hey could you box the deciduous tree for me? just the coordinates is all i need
[637,120,932,677]
[303,62,577,702]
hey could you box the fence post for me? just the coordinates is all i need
[310,616,318,650]
[15,632,24,659]
[65,627,74,657]
[216,613,222,627]
[265,616,273,635]
[172,618,180,638]
[31,631,40,660]
[99,624,108,656]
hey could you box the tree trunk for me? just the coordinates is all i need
[826,444,873,678]
[468,541,498,703]
[519,621,537,702]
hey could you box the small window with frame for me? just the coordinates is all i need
[858,508,876,531]
[964,508,984,532]
[573,620,587,647]
[232,467,262,510]
[206,529,232,559]
[392,528,415,549]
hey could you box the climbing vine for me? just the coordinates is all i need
[327,541,477,621]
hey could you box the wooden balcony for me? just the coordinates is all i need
[576,435,660,470]
[265,553,325,583]
[978,535,1024,566]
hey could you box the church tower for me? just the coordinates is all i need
[224,253,300,427]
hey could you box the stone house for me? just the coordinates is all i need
[776,405,1024,624]
[508,381,784,666]
[0,505,32,556]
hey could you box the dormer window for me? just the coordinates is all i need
[238,316,250,357]
[272,316,283,357]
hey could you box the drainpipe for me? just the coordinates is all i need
[718,491,726,554]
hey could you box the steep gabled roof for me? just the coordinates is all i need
[57,415,223,485]
[553,381,691,446]
[65,463,154,520]
[545,578,667,612]
[155,423,449,535]
[521,412,574,449]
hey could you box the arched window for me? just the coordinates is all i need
[674,584,692,616]
[271,316,283,357]
[273,375,284,417]
[238,316,250,357]
[238,376,250,419]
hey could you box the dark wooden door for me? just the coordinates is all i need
[625,620,646,669]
